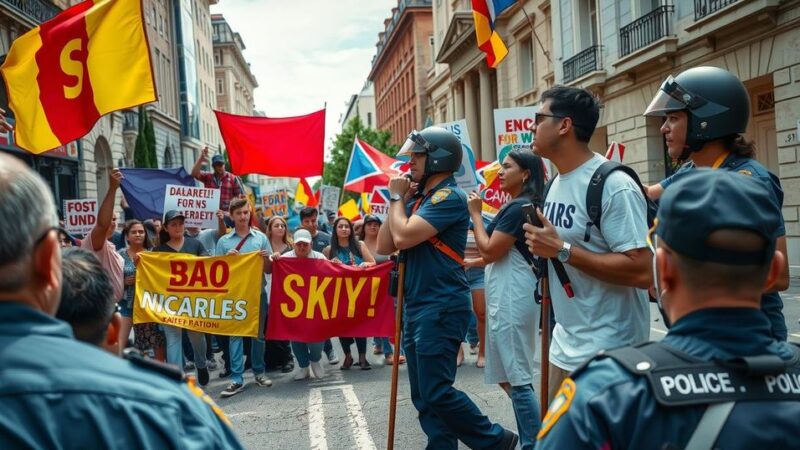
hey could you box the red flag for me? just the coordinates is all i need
[215,109,325,177]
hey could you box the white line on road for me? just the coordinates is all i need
[307,384,376,450]
[308,388,328,450]
[341,384,377,450]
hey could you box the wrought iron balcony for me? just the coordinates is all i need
[563,45,602,84]
[620,5,675,57]
[695,0,739,21]
[1,0,61,24]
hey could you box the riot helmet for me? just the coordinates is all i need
[644,66,750,158]
[397,127,463,183]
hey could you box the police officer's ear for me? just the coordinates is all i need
[104,312,122,355]
[762,250,786,293]
[656,247,678,298]
[33,229,63,316]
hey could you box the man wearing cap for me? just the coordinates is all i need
[643,66,790,341]
[378,126,518,449]
[191,147,244,213]
[215,198,273,398]
[536,170,800,449]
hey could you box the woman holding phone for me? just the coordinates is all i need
[467,150,546,449]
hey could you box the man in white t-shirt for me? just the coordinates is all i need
[280,229,326,260]
[523,86,652,405]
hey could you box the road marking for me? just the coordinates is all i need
[791,333,800,339]
[308,384,376,450]
[341,384,377,450]
[227,410,259,418]
[308,388,328,450]
[650,327,667,335]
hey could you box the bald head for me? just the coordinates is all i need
[0,153,61,309]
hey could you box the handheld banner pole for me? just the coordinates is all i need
[539,266,551,418]
[387,257,406,450]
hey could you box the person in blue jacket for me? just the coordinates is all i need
[378,126,519,449]
[0,153,243,449]
[643,66,790,341]
[536,170,800,450]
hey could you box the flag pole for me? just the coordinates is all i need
[539,266,551,418]
[387,254,406,450]
[517,0,551,64]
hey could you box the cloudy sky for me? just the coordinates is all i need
[210,0,397,156]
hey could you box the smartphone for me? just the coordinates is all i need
[521,203,542,227]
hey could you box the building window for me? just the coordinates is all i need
[520,37,534,92]
[575,0,598,50]
[367,112,372,128]
[214,50,221,65]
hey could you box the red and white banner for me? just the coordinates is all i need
[63,198,98,235]
[266,259,395,342]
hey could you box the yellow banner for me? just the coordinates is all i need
[134,252,263,337]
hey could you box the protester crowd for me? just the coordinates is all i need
[2,66,799,449]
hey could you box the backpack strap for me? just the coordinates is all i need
[584,161,650,242]
[684,401,736,450]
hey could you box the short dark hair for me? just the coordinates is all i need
[670,229,772,294]
[541,86,600,143]
[299,207,318,221]
[228,197,249,215]
[56,249,116,346]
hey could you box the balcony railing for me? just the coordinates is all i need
[563,45,602,83]
[1,0,61,24]
[619,5,674,57]
[694,0,739,21]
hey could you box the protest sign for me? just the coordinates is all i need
[436,119,480,193]
[493,106,537,162]
[162,184,220,228]
[477,161,511,217]
[134,252,263,337]
[266,259,394,342]
[320,185,341,213]
[263,189,289,217]
[63,199,97,235]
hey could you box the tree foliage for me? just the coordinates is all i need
[322,116,397,191]
[144,109,157,168]
[133,106,149,168]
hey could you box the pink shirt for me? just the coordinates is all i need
[81,231,125,301]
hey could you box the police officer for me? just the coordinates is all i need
[0,153,243,448]
[535,170,800,449]
[377,126,518,449]
[643,66,790,341]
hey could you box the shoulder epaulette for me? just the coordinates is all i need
[123,348,185,381]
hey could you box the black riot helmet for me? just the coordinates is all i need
[397,127,463,182]
[644,66,750,158]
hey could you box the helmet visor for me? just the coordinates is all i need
[644,75,729,118]
[397,130,437,157]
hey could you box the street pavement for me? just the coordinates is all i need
[208,279,800,449]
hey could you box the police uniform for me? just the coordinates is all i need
[0,302,243,449]
[536,171,800,450]
[660,153,787,341]
[402,175,507,450]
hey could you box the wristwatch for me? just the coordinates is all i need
[389,193,403,202]
[556,242,572,263]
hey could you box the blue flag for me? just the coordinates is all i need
[120,167,197,221]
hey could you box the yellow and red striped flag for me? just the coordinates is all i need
[1,0,156,153]
[472,0,511,68]
[294,178,319,207]
[338,198,361,222]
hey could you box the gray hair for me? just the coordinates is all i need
[0,153,59,291]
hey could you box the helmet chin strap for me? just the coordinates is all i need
[677,116,706,161]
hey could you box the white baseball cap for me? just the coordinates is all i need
[293,228,312,244]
